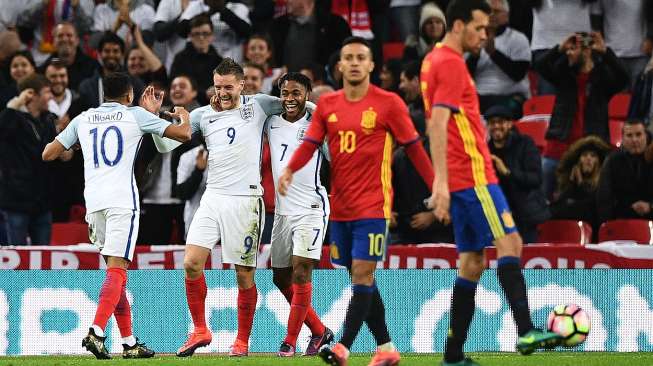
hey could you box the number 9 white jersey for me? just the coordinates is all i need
[56,102,171,213]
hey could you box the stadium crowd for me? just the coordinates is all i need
[1,0,653,246]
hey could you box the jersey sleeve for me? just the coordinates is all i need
[303,104,327,144]
[189,106,206,134]
[130,107,171,136]
[253,93,283,116]
[429,58,467,113]
[55,115,80,149]
[386,94,420,145]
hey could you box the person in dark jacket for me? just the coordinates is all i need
[0,74,67,244]
[597,119,653,223]
[535,31,629,200]
[550,135,611,234]
[486,105,550,243]
[170,14,222,105]
[269,0,351,71]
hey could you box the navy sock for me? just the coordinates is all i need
[444,277,477,363]
[497,256,534,336]
[364,283,391,346]
[340,284,374,349]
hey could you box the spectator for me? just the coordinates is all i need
[309,84,334,103]
[170,14,222,105]
[550,135,610,231]
[593,0,651,87]
[0,31,24,88]
[175,144,208,239]
[597,119,653,223]
[16,0,94,66]
[166,75,200,112]
[379,58,402,94]
[42,22,101,92]
[403,2,445,62]
[45,61,80,131]
[0,74,61,244]
[243,62,265,95]
[178,0,252,62]
[270,0,351,72]
[78,31,145,109]
[486,105,549,244]
[154,0,197,72]
[535,31,628,200]
[530,0,600,95]
[466,0,530,118]
[0,3,22,32]
[244,34,283,94]
[126,26,167,88]
[93,0,155,45]
[0,51,37,110]
[398,60,425,137]
[299,62,326,87]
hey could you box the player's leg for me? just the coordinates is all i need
[231,264,257,356]
[177,197,219,357]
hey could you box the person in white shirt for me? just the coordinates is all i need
[42,72,191,360]
[175,144,208,239]
[154,0,200,72]
[267,72,333,357]
[177,58,286,358]
[45,61,77,131]
[92,0,155,45]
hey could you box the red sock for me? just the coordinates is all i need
[236,285,258,344]
[284,283,313,346]
[282,286,325,337]
[113,283,132,337]
[185,273,208,332]
[93,267,127,330]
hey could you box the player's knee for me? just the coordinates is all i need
[236,267,256,289]
[459,257,485,280]
[350,265,375,285]
[291,264,312,284]
[183,257,203,276]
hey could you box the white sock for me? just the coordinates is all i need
[378,342,396,352]
[122,335,136,347]
[91,325,105,337]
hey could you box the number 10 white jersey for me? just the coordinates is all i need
[56,102,171,213]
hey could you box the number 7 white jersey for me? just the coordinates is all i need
[267,112,330,216]
[55,102,171,213]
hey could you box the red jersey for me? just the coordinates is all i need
[303,85,420,221]
[421,43,498,192]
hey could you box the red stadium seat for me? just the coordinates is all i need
[537,220,592,245]
[383,42,404,61]
[609,119,624,148]
[514,120,548,152]
[608,93,631,120]
[50,223,90,245]
[598,219,653,244]
[522,95,555,120]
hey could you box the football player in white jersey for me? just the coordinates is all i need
[42,72,192,359]
[267,73,333,357]
[177,58,288,358]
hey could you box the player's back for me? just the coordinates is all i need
[75,103,151,213]
[421,44,497,192]
[267,113,329,216]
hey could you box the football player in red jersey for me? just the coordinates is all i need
[422,1,562,365]
[279,36,434,366]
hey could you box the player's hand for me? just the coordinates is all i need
[560,33,578,52]
[17,88,35,106]
[210,94,223,112]
[140,86,164,114]
[590,31,606,54]
[278,167,294,196]
[428,180,450,225]
[196,148,208,171]
[410,211,436,230]
[167,106,190,124]
[632,201,651,216]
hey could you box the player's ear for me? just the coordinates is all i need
[368,60,375,73]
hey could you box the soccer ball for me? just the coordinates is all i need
[547,304,591,347]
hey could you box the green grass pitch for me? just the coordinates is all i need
[0,353,652,366]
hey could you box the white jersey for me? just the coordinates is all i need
[267,112,330,216]
[190,94,283,196]
[56,102,171,213]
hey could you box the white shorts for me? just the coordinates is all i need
[186,192,264,267]
[86,208,139,261]
[270,213,327,268]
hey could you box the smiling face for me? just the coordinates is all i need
[169,76,197,106]
[243,66,264,95]
[487,116,512,144]
[53,23,79,59]
[10,55,35,82]
[245,38,271,66]
[100,42,124,72]
[45,64,68,97]
[280,79,309,121]
[213,73,244,110]
[339,42,374,86]
[127,48,147,76]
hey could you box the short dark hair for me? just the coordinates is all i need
[402,61,420,80]
[45,58,67,71]
[299,62,325,83]
[9,50,36,71]
[172,74,198,91]
[189,14,213,31]
[18,73,50,93]
[102,72,133,100]
[278,72,312,93]
[97,31,125,54]
[213,58,244,80]
[242,62,266,77]
[341,36,372,52]
[445,0,491,31]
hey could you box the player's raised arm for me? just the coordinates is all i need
[42,116,80,161]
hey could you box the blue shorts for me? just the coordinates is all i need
[450,184,517,252]
[329,219,388,267]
